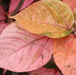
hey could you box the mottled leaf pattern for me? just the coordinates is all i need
[30,67,61,75]
[0,22,53,72]
[10,0,74,38]
[53,34,76,75]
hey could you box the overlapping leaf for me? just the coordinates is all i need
[10,0,74,38]
[30,67,61,75]
[63,0,76,11]
[9,0,34,15]
[53,34,76,75]
[0,5,9,34]
[0,22,53,72]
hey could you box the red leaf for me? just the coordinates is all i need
[9,0,34,15]
[53,34,76,75]
[0,22,53,72]
[30,67,61,75]
[0,5,6,21]
[63,0,76,11]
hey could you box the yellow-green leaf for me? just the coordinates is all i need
[10,0,74,38]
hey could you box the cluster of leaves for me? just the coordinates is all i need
[0,0,76,75]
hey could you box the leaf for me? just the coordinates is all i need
[30,67,61,75]
[0,21,9,34]
[0,22,53,72]
[63,0,76,11]
[0,5,6,21]
[9,0,34,15]
[10,0,74,38]
[53,34,76,75]
[0,5,9,34]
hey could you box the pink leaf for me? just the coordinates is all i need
[53,34,76,75]
[0,5,6,21]
[0,21,9,34]
[0,22,53,72]
[63,0,76,11]
[9,0,34,15]
[30,67,61,75]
